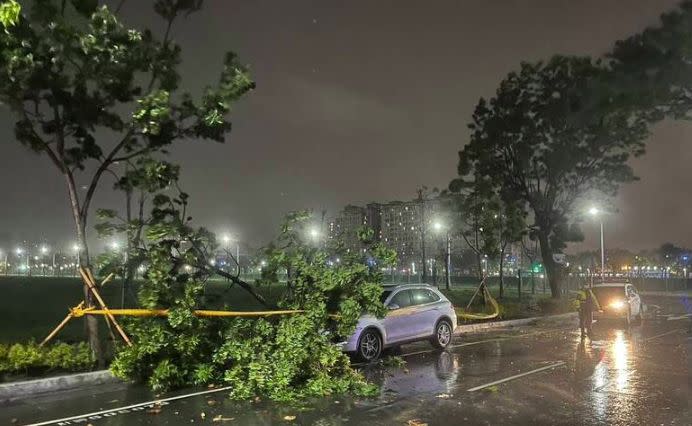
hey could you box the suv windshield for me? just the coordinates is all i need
[592,287,626,304]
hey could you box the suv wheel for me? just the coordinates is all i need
[356,329,382,362]
[431,319,453,349]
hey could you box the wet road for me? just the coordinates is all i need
[2,296,690,426]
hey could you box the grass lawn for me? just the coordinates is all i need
[0,276,564,344]
[0,276,281,344]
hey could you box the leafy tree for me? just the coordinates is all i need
[609,1,692,121]
[456,55,649,298]
[109,181,397,398]
[0,0,253,361]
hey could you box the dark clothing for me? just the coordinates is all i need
[579,307,593,337]
[576,288,598,338]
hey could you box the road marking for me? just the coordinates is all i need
[667,314,692,321]
[645,328,683,342]
[466,361,566,392]
[24,385,234,426]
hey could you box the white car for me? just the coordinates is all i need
[337,284,458,362]
[591,283,643,326]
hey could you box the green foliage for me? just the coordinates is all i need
[0,341,94,375]
[456,55,650,297]
[0,0,20,30]
[110,196,395,400]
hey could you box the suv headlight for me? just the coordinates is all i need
[609,300,625,310]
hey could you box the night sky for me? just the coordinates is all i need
[1,0,690,253]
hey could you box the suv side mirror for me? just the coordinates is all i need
[387,303,400,310]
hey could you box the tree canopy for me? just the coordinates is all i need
[456,55,650,297]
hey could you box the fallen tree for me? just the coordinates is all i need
[103,181,396,399]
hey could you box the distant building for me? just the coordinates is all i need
[328,205,367,254]
[329,197,446,272]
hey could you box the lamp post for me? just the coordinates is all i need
[0,250,6,276]
[16,247,27,276]
[72,244,81,277]
[433,221,451,290]
[40,246,49,276]
[588,207,605,284]
[222,234,240,275]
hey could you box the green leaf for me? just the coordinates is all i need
[96,209,118,219]
[0,0,20,29]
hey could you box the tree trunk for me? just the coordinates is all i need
[536,230,560,298]
[65,173,104,367]
[499,248,505,299]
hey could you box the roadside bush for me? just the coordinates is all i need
[0,341,94,377]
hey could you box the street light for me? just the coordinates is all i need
[588,207,605,283]
[221,233,240,275]
[432,220,451,290]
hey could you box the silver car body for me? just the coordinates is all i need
[338,284,457,353]
[591,283,643,320]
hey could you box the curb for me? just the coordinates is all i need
[0,370,119,403]
[454,312,577,334]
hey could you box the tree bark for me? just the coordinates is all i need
[536,229,560,298]
[499,246,505,299]
[65,172,104,367]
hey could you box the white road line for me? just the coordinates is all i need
[667,314,692,321]
[645,328,683,342]
[466,361,566,392]
[24,385,234,426]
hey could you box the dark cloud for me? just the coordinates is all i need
[0,0,686,252]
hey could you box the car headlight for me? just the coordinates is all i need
[609,300,625,310]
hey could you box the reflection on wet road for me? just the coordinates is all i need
[2,296,690,425]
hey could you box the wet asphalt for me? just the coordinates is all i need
[2,295,690,426]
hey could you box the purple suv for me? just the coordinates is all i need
[338,284,458,362]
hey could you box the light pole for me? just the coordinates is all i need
[433,221,451,290]
[222,234,240,275]
[0,250,6,276]
[40,246,49,276]
[588,207,605,284]
[72,244,81,277]
[16,247,27,276]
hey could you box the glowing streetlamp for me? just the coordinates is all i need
[588,207,605,283]
[221,233,240,275]
[432,220,451,290]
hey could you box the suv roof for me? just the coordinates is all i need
[382,283,436,290]
[592,283,629,288]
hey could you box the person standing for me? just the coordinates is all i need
[576,285,600,339]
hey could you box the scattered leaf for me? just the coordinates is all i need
[407,420,428,426]
[201,412,206,419]
[283,415,297,421]
[212,415,235,422]
[207,399,218,406]
[485,385,499,393]
[435,393,452,399]
[147,407,162,415]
